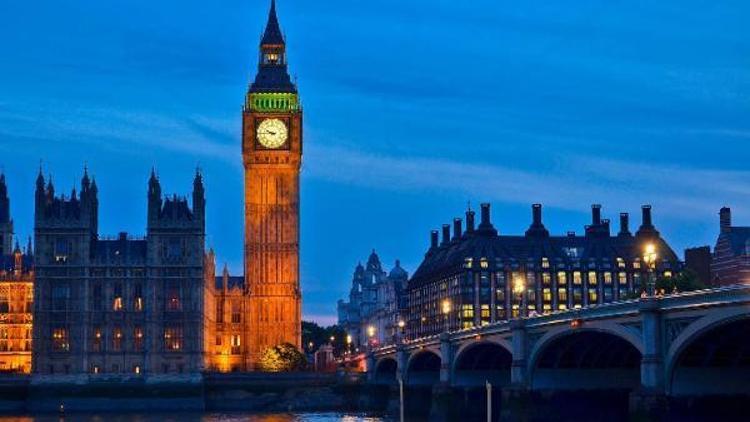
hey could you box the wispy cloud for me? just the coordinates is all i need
[305,145,750,219]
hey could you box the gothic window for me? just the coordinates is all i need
[231,302,241,323]
[231,334,241,355]
[166,282,181,311]
[112,327,122,351]
[0,295,8,313]
[52,327,69,351]
[164,325,183,351]
[573,271,582,285]
[215,298,224,323]
[113,283,123,311]
[541,257,550,269]
[134,326,144,351]
[166,238,183,260]
[54,238,70,263]
[93,326,102,352]
[51,284,69,311]
[215,335,222,346]
[133,283,143,311]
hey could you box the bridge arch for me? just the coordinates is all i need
[405,349,441,386]
[528,323,642,391]
[373,357,398,385]
[452,339,512,387]
[666,309,750,396]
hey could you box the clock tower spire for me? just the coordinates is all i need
[242,0,302,369]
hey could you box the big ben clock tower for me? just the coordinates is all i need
[243,0,302,367]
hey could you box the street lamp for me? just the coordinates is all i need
[346,334,352,355]
[397,319,406,343]
[513,275,526,318]
[441,298,452,332]
[643,243,658,296]
[367,325,376,348]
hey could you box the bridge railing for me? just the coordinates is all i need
[371,284,750,354]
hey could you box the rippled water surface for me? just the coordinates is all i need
[0,413,390,422]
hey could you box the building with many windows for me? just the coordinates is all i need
[337,251,409,349]
[711,207,750,285]
[407,203,681,339]
[0,174,34,373]
[32,169,206,378]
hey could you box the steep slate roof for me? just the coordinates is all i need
[261,0,284,45]
[410,228,679,288]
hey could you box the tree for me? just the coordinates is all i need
[302,321,347,356]
[655,269,707,294]
[257,343,308,372]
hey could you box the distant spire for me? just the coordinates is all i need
[13,238,20,254]
[26,236,32,256]
[261,0,285,46]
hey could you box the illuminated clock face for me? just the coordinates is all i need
[256,118,288,149]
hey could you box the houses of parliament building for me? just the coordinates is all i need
[0,0,302,377]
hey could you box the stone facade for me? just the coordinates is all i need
[711,207,750,285]
[241,0,302,368]
[0,174,34,373]
[337,251,408,349]
[407,203,682,338]
[32,169,206,378]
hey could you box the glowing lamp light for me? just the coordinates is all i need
[570,319,583,329]
[346,334,352,345]
[441,299,452,315]
[397,320,405,329]
[643,243,658,268]
[367,325,376,338]
[513,276,526,295]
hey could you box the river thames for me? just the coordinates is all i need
[0,413,390,422]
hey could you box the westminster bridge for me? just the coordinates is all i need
[366,284,750,414]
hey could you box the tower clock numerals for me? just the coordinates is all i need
[256,118,289,149]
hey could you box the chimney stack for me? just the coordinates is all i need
[619,213,630,235]
[532,204,542,226]
[720,207,731,233]
[453,218,462,240]
[441,224,451,246]
[642,205,653,228]
[430,230,439,249]
[592,204,602,226]
[465,209,475,233]
[480,203,491,226]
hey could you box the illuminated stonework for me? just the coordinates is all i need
[0,246,33,373]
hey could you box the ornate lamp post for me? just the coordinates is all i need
[346,334,352,355]
[441,298,452,333]
[643,243,658,296]
[367,324,376,350]
[397,319,406,343]
[513,275,526,318]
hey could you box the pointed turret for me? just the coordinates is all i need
[148,169,162,223]
[249,0,296,94]
[26,236,33,257]
[192,168,205,220]
[261,0,284,46]
[0,172,9,224]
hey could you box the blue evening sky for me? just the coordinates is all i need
[0,1,748,324]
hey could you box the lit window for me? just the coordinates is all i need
[164,326,183,351]
[134,365,141,375]
[112,327,122,351]
[604,273,613,284]
[558,288,568,302]
[52,327,69,351]
[134,327,144,351]
[633,260,641,269]
[542,273,551,285]
[92,365,100,374]
[231,334,241,355]
[557,272,567,285]
[588,290,598,303]
[543,288,552,302]
[541,257,550,269]
[618,272,627,285]
[113,297,123,311]
[480,258,489,269]
[573,272,582,285]
[617,257,626,268]
[588,272,598,286]
[663,271,673,278]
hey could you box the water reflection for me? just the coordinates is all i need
[0,413,388,422]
